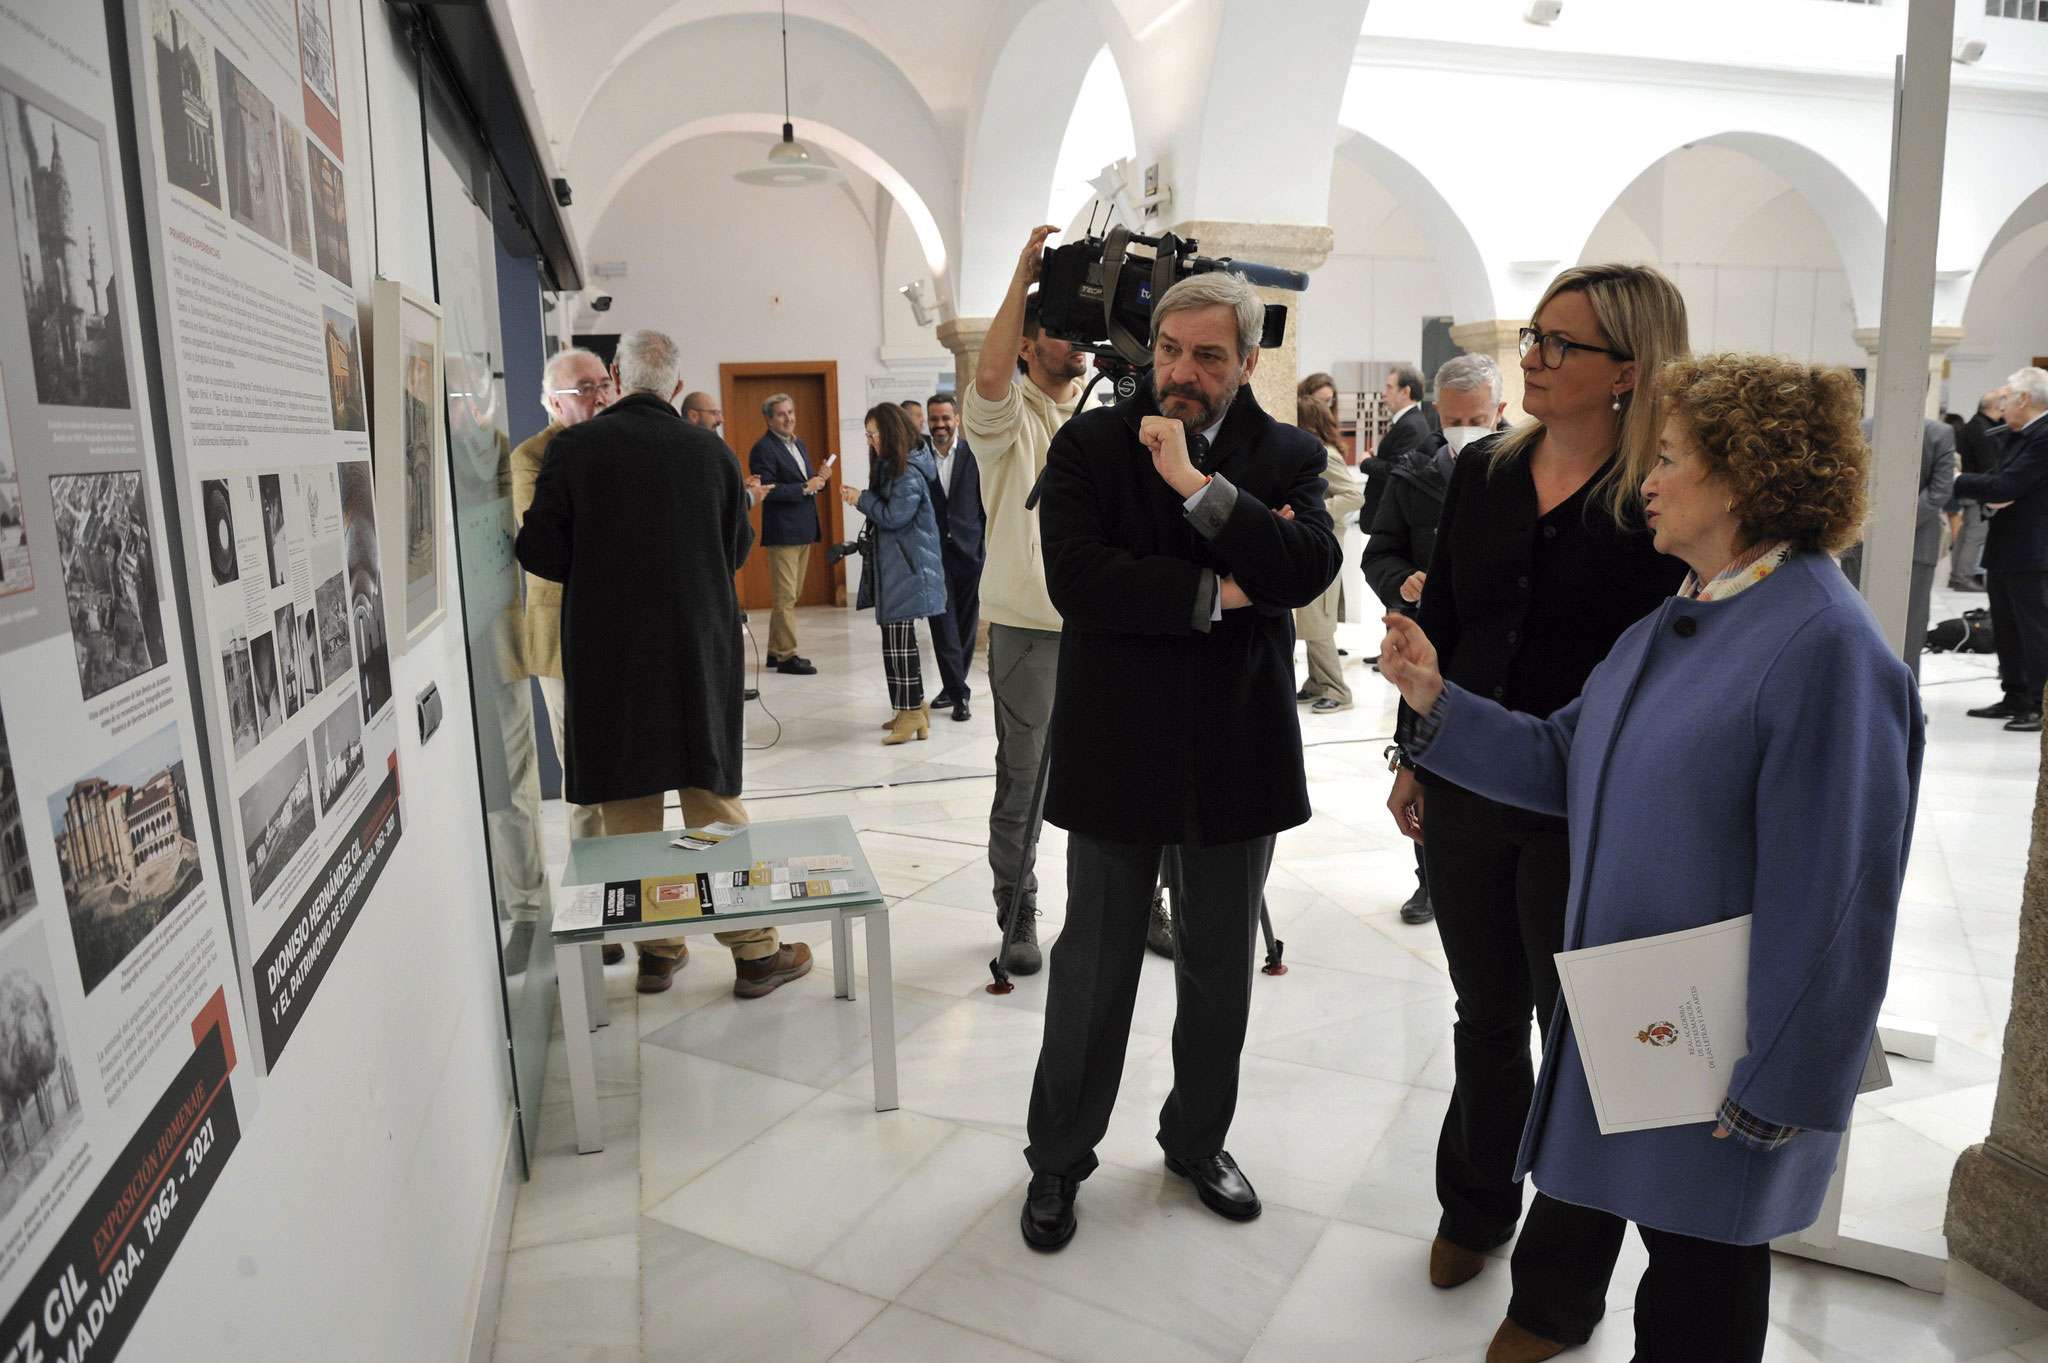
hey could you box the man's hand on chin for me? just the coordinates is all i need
[1140,415,1206,498]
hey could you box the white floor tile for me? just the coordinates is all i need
[638,1048,820,1210]
[494,1233,640,1352]
[639,1221,883,1363]
[826,1305,1058,1363]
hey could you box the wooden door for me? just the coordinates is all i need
[721,363,846,610]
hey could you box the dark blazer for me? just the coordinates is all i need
[748,431,823,546]
[1359,404,1430,529]
[1959,413,2003,477]
[1856,417,1955,567]
[1361,437,1454,612]
[516,393,753,804]
[1404,433,1685,784]
[1956,414,2048,573]
[1037,384,1341,845]
[929,438,985,569]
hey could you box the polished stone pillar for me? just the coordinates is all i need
[1853,326,1968,418]
[1169,221,1334,425]
[1448,318,1532,424]
[936,317,992,404]
[1947,724,2048,1307]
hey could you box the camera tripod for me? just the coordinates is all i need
[985,731,1285,994]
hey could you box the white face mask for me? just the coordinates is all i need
[1442,424,1493,455]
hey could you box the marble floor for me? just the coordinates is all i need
[491,589,2045,1363]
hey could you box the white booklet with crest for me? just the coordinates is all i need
[1555,916,1754,1134]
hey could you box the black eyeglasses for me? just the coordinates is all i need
[1518,326,1628,370]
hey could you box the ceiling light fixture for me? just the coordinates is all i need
[736,1,843,187]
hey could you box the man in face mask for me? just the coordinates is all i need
[1359,352,1506,926]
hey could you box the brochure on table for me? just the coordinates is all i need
[124,0,401,1070]
[0,0,249,1353]
[558,853,869,933]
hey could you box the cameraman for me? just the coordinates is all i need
[963,225,1089,974]
[1018,271,1340,1251]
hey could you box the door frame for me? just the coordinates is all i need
[720,360,847,606]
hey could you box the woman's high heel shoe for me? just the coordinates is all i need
[882,703,930,745]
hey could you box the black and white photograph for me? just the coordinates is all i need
[298,606,322,698]
[297,0,339,121]
[238,738,313,903]
[279,114,313,265]
[0,929,83,1220]
[214,50,289,251]
[201,476,237,586]
[275,602,300,718]
[339,460,390,721]
[311,697,362,814]
[0,696,37,930]
[314,569,350,690]
[309,140,350,286]
[323,305,365,432]
[219,623,257,759]
[0,393,34,600]
[402,339,437,627]
[249,627,281,740]
[48,471,167,700]
[3,85,131,410]
[47,724,200,994]
[149,0,220,207]
[260,472,287,588]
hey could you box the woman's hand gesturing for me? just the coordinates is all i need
[1379,613,1444,715]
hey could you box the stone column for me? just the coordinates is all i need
[935,317,992,403]
[1168,221,1335,425]
[1449,319,1533,424]
[1853,326,1968,418]
[1947,725,2048,1307]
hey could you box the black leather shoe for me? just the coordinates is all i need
[1400,885,1433,925]
[2007,712,2044,733]
[1969,699,2022,719]
[1020,1172,1077,1250]
[1165,1151,1261,1221]
[952,700,970,722]
[930,690,958,708]
[774,655,817,676]
[744,688,759,702]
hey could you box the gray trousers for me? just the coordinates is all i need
[1950,502,1989,586]
[1907,560,1935,683]
[1025,832,1275,1179]
[987,624,1060,921]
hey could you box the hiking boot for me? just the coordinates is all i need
[999,907,1042,975]
[636,944,687,994]
[733,943,813,998]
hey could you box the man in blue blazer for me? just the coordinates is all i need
[747,393,826,674]
[924,393,984,721]
[1959,366,2048,732]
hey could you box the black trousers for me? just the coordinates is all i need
[1025,832,1273,1179]
[1423,779,1623,1340]
[1988,568,2048,711]
[928,553,982,701]
[1514,1215,1771,1361]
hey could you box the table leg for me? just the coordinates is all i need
[863,910,898,1113]
[831,910,854,1000]
[556,941,605,1154]
[586,938,610,1029]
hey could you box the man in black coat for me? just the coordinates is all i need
[747,394,827,674]
[1959,367,2048,732]
[924,392,984,721]
[1017,273,1340,1251]
[1358,363,1429,531]
[1361,354,1506,926]
[1950,389,2007,590]
[516,330,813,999]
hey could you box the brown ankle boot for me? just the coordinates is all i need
[1486,1318,1567,1363]
[733,943,813,998]
[1429,1235,1488,1288]
[882,704,930,745]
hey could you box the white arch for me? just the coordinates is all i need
[565,14,957,291]
[1332,129,1496,322]
[1960,181,2048,324]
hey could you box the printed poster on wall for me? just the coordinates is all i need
[0,1,248,1356]
[125,0,401,1069]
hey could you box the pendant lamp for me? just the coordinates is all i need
[735,2,843,187]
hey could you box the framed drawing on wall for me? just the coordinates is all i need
[372,278,446,650]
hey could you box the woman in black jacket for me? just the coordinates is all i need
[1384,265,1689,1363]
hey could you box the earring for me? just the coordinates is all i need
[1611,395,1623,412]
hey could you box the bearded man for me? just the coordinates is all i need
[1015,270,1341,1250]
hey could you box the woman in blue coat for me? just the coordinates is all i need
[1380,354,1922,1363]
[842,403,948,744]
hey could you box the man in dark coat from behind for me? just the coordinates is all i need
[1017,272,1341,1252]
[515,329,813,1000]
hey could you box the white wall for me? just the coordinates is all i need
[1956,237,2048,407]
[125,3,515,1358]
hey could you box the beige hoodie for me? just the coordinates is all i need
[962,377,1078,633]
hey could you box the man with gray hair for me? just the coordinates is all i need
[1958,366,2048,732]
[748,392,827,674]
[517,330,813,998]
[1016,270,1341,1249]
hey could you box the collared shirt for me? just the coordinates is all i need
[933,439,956,496]
[778,433,809,477]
